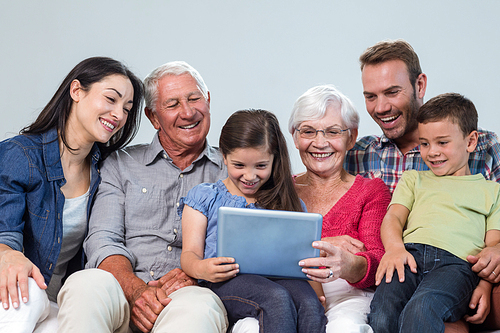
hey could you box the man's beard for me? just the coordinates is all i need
[402,93,420,137]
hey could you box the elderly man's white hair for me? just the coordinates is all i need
[144,61,209,112]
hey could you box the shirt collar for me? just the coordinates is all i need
[475,128,490,152]
[42,128,101,181]
[376,133,420,154]
[42,128,64,181]
[144,131,224,170]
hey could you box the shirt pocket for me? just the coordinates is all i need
[124,184,168,230]
[25,201,50,244]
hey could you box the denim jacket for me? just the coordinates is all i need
[0,128,101,284]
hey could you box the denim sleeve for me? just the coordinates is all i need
[84,152,137,269]
[0,140,31,251]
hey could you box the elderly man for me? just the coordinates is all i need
[55,61,228,333]
[345,39,500,332]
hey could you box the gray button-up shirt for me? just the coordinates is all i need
[84,133,227,283]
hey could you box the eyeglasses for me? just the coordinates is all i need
[295,126,350,139]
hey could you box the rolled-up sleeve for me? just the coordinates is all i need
[84,153,136,269]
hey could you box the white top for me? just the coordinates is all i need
[45,188,89,302]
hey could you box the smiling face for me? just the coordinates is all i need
[293,103,357,178]
[362,60,425,144]
[146,73,211,154]
[68,74,133,146]
[418,119,477,177]
[223,146,274,203]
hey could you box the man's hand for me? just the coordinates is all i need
[464,279,492,324]
[467,245,500,284]
[148,268,196,295]
[129,284,171,332]
[98,255,174,333]
[134,268,198,332]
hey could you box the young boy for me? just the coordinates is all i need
[368,93,500,333]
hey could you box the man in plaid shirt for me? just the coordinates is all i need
[344,40,500,194]
[345,39,500,331]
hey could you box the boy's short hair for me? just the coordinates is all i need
[417,93,478,136]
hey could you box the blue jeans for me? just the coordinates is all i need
[368,244,480,333]
[206,274,326,333]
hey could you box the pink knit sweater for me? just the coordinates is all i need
[320,175,391,289]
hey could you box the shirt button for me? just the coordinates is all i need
[167,246,173,251]
[174,228,178,234]
[162,153,168,159]
[176,202,180,207]
[150,271,154,277]
[142,188,147,193]
[179,174,184,178]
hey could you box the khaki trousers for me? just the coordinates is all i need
[57,268,228,333]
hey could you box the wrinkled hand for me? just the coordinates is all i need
[0,249,46,309]
[148,268,196,295]
[464,281,492,324]
[375,248,417,286]
[322,235,366,255]
[129,284,170,333]
[197,257,239,283]
[467,246,500,284]
[299,241,356,283]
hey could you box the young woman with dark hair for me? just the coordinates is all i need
[0,56,143,331]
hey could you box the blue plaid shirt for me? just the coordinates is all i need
[344,129,500,193]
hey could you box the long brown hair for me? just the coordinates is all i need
[219,109,303,212]
[21,57,143,159]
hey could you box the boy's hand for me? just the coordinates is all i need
[375,249,417,286]
[198,257,239,283]
[465,279,492,324]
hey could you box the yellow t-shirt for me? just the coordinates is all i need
[391,170,500,260]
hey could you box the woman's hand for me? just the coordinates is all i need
[375,248,417,286]
[321,235,366,255]
[299,241,367,284]
[197,257,239,283]
[0,246,46,309]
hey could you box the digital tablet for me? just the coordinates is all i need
[217,206,322,279]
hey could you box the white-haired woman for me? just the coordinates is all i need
[291,85,391,332]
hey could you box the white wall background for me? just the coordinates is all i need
[1,1,499,174]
